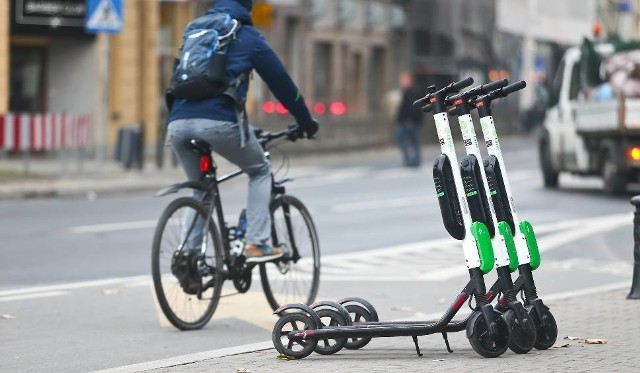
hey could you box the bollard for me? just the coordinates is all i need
[628,196,640,299]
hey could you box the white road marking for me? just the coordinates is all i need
[0,290,70,302]
[69,215,239,235]
[331,195,436,213]
[320,212,632,282]
[6,212,633,300]
[92,281,631,373]
[0,275,150,297]
[70,220,158,234]
[537,212,631,253]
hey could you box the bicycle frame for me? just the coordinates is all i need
[156,138,302,280]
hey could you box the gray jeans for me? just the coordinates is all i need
[168,118,272,247]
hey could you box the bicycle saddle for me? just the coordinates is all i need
[188,139,213,155]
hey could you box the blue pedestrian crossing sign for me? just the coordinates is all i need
[85,0,124,34]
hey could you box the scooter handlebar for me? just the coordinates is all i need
[413,78,473,108]
[451,77,474,92]
[420,103,433,113]
[500,80,526,96]
[447,79,509,103]
[413,96,428,108]
[482,79,509,94]
[412,85,438,108]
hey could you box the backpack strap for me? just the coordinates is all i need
[223,71,251,146]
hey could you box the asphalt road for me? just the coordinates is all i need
[0,136,636,372]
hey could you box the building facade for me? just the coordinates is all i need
[0,0,409,158]
[250,0,410,150]
[0,0,194,158]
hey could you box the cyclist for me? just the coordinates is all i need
[167,0,318,265]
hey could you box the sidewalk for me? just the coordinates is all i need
[141,288,639,372]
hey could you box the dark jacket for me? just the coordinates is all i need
[397,87,423,126]
[168,0,313,126]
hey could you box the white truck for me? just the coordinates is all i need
[539,42,640,194]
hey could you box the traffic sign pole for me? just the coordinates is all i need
[85,0,123,165]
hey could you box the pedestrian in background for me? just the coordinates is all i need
[395,71,423,167]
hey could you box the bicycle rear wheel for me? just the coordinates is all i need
[261,195,320,310]
[151,197,224,330]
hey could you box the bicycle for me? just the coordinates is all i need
[151,126,320,330]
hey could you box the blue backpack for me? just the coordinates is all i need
[169,13,245,103]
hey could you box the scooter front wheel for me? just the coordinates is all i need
[467,310,510,358]
[504,309,536,354]
[314,309,349,355]
[528,306,558,350]
[272,312,318,359]
[344,304,374,350]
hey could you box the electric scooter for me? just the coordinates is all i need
[442,80,537,354]
[466,82,558,350]
[270,78,511,359]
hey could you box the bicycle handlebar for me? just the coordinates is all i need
[257,125,299,146]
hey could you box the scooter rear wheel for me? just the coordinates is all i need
[504,309,536,354]
[314,309,349,355]
[528,306,558,350]
[467,310,510,358]
[272,312,318,359]
[344,304,374,350]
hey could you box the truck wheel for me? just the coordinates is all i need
[602,150,626,195]
[539,140,558,188]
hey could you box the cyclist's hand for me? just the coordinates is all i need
[286,124,300,142]
[298,119,319,139]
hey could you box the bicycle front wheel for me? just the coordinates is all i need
[151,197,224,330]
[260,195,320,310]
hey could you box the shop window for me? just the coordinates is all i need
[10,47,46,113]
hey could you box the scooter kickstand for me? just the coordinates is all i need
[441,332,453,353]
[411,335,423,357]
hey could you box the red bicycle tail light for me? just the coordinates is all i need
[330,101,346,116]
[263,101,276,114]
[312,102,326,115]
[199,155,210,172]
[276,102,288,115]
[628,146,640,161]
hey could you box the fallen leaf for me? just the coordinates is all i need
[276,354,295,361]
[564,336,581,340]
[585,338,607,344]
[552,343,570,348]
[103,289,119,295]
[237,369,250,373]
[392,305,413,312]
[0,314,16,320]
